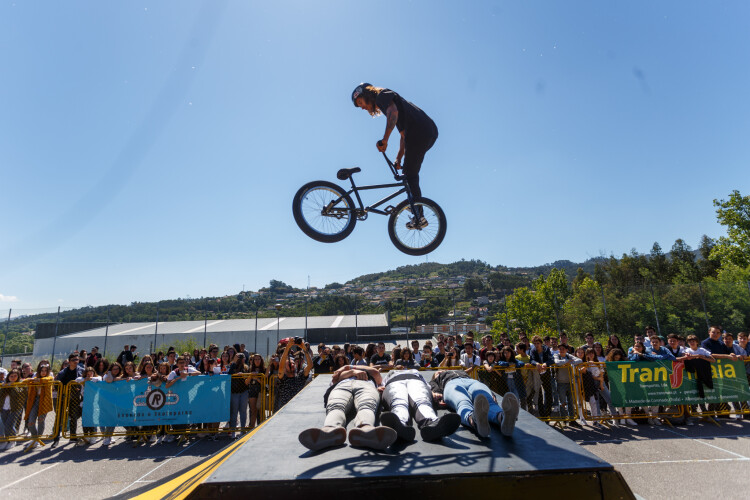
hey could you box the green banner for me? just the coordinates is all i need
[606,359,750,407]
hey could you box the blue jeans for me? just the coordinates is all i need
[230,391,249,429]
[1,409,22,438]
[444,378,502,428]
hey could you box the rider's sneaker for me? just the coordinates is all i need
[405,216,428,230]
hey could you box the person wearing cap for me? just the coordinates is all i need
[351,83,438,229]
[86,347,102,368]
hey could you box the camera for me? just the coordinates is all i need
[294,336,303,345]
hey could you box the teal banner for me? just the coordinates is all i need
[607,359,750,407]
[82,375,230,427]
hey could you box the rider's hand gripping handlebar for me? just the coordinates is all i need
[377,140,404,181]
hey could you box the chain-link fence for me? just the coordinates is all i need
[574,362,684,426]
[0,380,63,449]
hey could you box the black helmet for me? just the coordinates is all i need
[351,82,372,106]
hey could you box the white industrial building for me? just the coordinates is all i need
[33,313,390,360]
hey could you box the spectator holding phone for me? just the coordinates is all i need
[275,338,312,411]
[439,347,461,368]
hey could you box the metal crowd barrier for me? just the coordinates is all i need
[470,365,580,427]
[574,362,684,426]
[165,374,267,437]
[685,359,750,422]
[0,380,63,448]
[57,374,269,443]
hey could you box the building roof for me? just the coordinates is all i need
[54,314,389,339]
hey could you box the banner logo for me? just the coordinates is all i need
[145,388,166,410]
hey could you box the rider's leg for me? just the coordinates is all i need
[402,133,437,204]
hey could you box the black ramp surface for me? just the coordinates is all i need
[191,374,634,499]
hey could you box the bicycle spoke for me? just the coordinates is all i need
[301,187,352,237]
[391,203,441,250]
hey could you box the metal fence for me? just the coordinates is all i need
[3,280,750,369]
[2,362,749,450]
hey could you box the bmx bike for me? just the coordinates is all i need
[292,146,446,256]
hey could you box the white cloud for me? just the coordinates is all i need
[0,294,18,302]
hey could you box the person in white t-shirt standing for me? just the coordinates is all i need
[678,335,716,400]
[166,356,200,444]
[460,342,481,369]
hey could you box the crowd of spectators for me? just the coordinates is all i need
[0,326,748,452]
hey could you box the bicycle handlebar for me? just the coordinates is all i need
[377,141,403,180]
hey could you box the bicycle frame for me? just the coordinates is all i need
[327,151,416,219]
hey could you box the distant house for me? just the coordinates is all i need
[416,323,490,335]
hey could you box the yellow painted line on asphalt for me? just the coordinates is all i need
[131,418,273,500]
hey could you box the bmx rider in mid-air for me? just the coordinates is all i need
[351,83,438,229]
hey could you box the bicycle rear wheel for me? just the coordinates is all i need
[387,197,447,256]
[292,180,357,243]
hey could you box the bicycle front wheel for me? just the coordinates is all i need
[387,197,447,256]
[292,180,357,243]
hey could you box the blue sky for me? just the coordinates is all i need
[1,1,748,313]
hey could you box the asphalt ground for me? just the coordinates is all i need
[1,418,748,499]
[0,435,229,498]
[568,417,750,500]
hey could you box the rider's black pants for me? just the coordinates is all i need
[403,130,438,200]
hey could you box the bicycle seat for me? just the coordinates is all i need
[336,167,361,180]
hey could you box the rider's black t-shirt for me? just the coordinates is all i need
[375,89,437,138]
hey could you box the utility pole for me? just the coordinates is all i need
[50,307,61,367]
[649,284,661,336]
[103,306,110,358]
[153,303,160,353]
[1,308,11,365]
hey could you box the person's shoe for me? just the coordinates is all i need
[380,411,416,442]
[24,441,37,453]
[102,437,112,446]
[625,418,638,426]
[420,413,461,441]
[298,426,347,452]
[50,437,60,448]
[348,425,397,450]
[473,393,491,438]
[405,216,428,230]
[164,434,175,443]
[500,392,520,437]
[148,435,157,444]
[652,417,662,426]
[568,420,582,428]
[75,438,87,447]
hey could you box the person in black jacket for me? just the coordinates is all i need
[528,335,555,417]
[85,346,102,368]
[116,345,134,366]
[52,352,85,447]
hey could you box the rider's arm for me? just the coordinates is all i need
[382,102,398,147]
[396,131,405,166]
